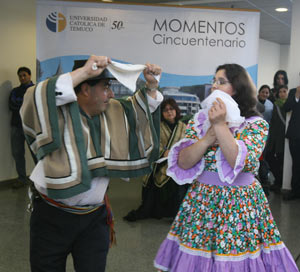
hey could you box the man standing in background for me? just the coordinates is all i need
[8,67,34,189]
[284,83,300,200]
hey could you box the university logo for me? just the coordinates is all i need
[46,12,66,32]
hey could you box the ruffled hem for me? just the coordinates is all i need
[155,238,299,272]
[167,138,205,185]
[216,139,248,184]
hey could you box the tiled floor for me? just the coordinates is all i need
[0,178,299,271]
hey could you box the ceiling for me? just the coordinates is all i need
[108,0,293,45]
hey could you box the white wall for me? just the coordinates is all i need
[0,0,36,181]
[287,2,300,88]
[0,0,292,182]
[257,39,281,89]
[280,45,290,74]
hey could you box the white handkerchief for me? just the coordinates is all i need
[201,90,245,133]
[107,61,160,92]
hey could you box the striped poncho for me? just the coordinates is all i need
[20,76,160,199]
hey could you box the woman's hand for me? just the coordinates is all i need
[178,127,216,169]
[208,98,238,168]
[208,98,227,126]
[202,126,217,147]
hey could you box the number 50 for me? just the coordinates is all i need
[111,21,124,30]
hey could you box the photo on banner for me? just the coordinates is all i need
[36,0,260,117]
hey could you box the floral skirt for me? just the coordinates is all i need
[154,180,299,272]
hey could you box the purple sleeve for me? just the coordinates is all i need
[193,110,208,138]
[166,138,205,185]
[215,140,248,184]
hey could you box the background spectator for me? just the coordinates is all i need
[267,85,289,193]
[8,66,34,189]
[257,85,273,195]
[124,98,187,221]
[270,70,289,103]
[283,81,300,200]
[257,84,273,123]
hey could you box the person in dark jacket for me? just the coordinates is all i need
[267,85,288,193]
[283,83,300,200]
[8,66,34,188]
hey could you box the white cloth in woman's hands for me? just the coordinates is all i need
[200,90,245,133]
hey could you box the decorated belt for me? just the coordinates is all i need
[39,193,104,215]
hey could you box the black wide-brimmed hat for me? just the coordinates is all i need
[72,59,115,80]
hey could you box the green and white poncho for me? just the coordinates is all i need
[20,76,160,199]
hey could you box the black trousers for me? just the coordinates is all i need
[289,139,300,197]
[266,151,284,188]
[11,126,26,182]
[30,198,109,272]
